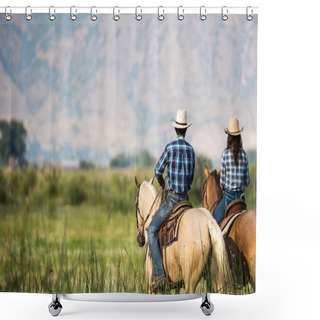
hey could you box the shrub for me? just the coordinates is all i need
[0,169,8,204]
[47,167,61,198]
[246,162,256,210]
[66,175,87,205]
[20,167,37,197]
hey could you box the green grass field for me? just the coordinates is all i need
[0,165,256,294]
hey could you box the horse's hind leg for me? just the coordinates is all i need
[245,247,256,285]
[236,210,256,284]
[183,263,203,293]
[184,272,199,294]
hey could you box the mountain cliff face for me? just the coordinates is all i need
[0,14,257,166]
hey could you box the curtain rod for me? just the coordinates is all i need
[0,6,258,15]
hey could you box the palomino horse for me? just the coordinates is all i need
[135,177,230,294]
[202,165,256,284]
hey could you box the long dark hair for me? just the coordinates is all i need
[226,134,243,165]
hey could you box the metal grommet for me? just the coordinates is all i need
[135,6,142,21]
[5,6,12,21]
[157,6,165,21]
[200,6,207,21]
[25,6,32,21]
[246,6,253,21]
[177,6,184,21]
[49,6,56,21]
[221,6,228,21]
[70,6,77,21]
[113,6,120,21]
[90,6,97,21]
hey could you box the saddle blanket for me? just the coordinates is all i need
[158,200,193,248]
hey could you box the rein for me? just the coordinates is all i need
[135,184,163,239]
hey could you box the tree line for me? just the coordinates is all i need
[0,120,27,166]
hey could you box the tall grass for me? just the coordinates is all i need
[0,166,255,294]
[0,203,146,293]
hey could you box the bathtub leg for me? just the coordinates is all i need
[48,294,63,317]
[200,293,214,316]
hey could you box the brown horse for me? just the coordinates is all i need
[135,177,230,294]
[202,165,256,285]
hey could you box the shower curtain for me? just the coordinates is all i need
[0,10,257,295]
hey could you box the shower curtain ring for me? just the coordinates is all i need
[157,6,165,21]
[177,6,184,21]
[246,6,253,21]
[70,6,77,21]
[113,6,120,21]
[200,6,207,21]
[49,6,56,21]
[90,6,97,21]
[5,6,12,21]
[221,6,228,21]
[25,6,32,21]
[135,6,142,21]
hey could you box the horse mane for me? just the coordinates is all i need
[212,170,224,200]
[140,181,157,196]
[140,181,162,207]
[202,169,223,201]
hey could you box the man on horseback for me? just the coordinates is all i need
[147,109,195,291]
[213,117,250,224]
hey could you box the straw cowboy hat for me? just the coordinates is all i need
[224,117,244,136]
[171,109,192,129]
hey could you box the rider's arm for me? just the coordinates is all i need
[155,146,168,188]
[244,153,250,187]
[156,174,165,189]
[220,151,226,191]
[189,149,195,185]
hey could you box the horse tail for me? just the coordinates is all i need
[208,218,230,292]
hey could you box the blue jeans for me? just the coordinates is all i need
[213,190,245,224]
[147,192,189,280]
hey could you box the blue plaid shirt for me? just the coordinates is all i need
[220,148,250,192]
[155,136,195,194]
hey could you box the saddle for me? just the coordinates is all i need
[219,199,247,237]
[158,200,193,249]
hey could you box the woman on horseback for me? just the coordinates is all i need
[213,117,250,224]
